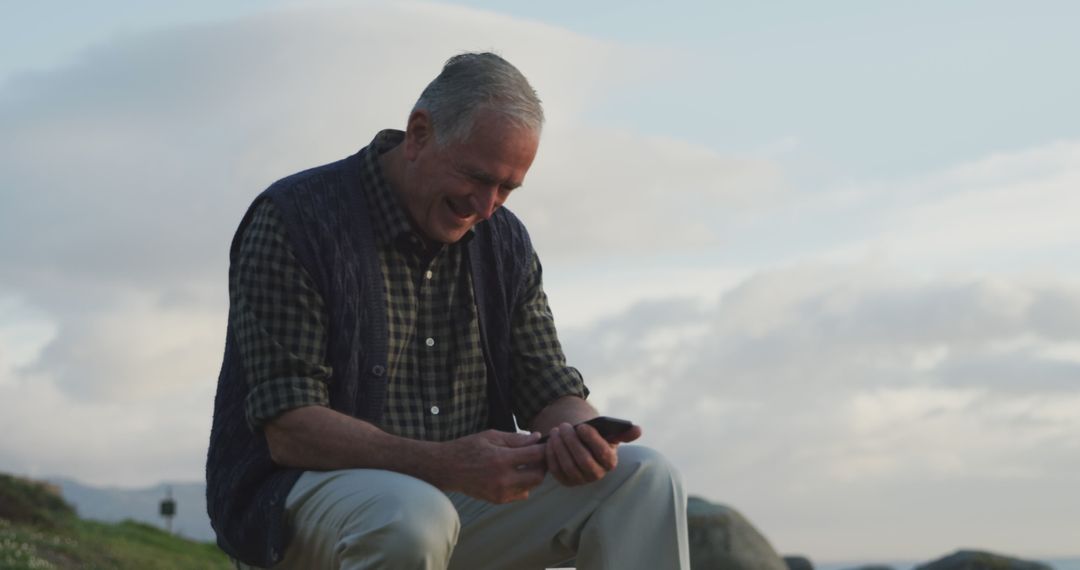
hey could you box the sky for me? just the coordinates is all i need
[1,0,1079,562]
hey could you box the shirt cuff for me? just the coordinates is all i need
[514,366,590,431]
[244,376,330,431]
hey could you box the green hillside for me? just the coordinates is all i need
[0,473,230,570]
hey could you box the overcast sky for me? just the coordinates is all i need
[1,0,1078,562]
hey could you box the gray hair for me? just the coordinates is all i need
[412,52,544,145]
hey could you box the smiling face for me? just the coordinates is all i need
[398,108,540,244]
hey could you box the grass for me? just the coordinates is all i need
[0,474,231,570]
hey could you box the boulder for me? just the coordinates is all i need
[783,555,814,570]
[688,496,787,570]
[915,550,1052,570]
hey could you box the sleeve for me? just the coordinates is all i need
[509,252,589,429]
[230,200,333,431]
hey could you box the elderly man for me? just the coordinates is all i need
[206,52,688,569]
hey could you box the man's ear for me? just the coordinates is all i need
[404,109,435,160]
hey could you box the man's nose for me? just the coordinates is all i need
[469,187,500,220]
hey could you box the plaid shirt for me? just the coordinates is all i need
[231,130,586,441]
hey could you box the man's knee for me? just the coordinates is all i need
[282,470,462,568]
[615,445,685,494]
[618,445,679,476]
[334,475,461,565]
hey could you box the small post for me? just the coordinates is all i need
[159,486,176,534]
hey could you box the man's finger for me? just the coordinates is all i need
[613,425,643,443]
[511,464,546,490]
[549,426,587,485]
[576,424,617,471]
[560,424,606,481]
[545,435,571,486]
[505,441,546,466]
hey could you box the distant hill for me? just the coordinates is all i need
[48,478,215,542]
[0,472,229,569]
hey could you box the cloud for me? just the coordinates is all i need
[0,2,784,487]
[563,264,1080,558]
[0,3,618,295]
[0,368,214,487]
[804,140,1080,274]
[24,291,225,402]
[881,141,1080,261]
[518,129,787,258]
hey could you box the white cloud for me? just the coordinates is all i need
[0,297,57,374]
[0,2,783,487]
[518,128,788,258]
[807,140,1080,275]
[26,291,225,402]
[882,141,1080,260]
[0,370,213,486]
[563,264,1080,559]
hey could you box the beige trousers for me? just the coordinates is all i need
[255,445,688,570]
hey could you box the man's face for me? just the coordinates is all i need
[401,109,540,244]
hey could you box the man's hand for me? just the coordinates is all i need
[544,421,642,487]
[434,430,547,504]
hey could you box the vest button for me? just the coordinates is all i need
[372,365,385,376]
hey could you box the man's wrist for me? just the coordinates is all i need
[405,438,455,490]
[530,395,598,435]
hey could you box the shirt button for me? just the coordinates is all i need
[371,364,385,377]
[430,406,440,415]
[425,270,433,280]
[425,337,435,347]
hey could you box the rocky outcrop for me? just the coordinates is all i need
[915,550,1052,570]
[687,496,787,570]
[783,555,814,570]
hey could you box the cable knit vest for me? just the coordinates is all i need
[205,148,532,566]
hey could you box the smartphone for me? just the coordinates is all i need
[537,416,634,444]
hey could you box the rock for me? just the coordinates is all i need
[687,496,787,570]
[915,549,1052,570]
[783,555,814,570]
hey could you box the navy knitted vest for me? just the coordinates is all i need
[205,148,533,566]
